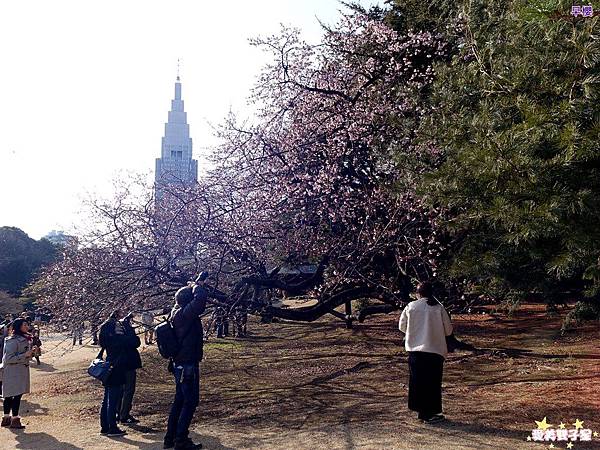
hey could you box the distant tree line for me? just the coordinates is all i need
[0,227,60,295]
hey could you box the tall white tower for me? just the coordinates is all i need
[155,74,198,197]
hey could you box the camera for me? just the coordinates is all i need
[195,271,209,283]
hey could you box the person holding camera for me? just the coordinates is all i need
[98,309,140,437]
[1,318,36,429]
[163,273,208,450]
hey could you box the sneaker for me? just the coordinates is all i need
[121,415,140,424]
[1,416,11,427]
[106,428,127,437]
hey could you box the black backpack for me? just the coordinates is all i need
[155,319,179,359]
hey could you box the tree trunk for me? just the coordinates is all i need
[344,300,353,329]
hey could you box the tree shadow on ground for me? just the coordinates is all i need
[11,430,84,450]
[123,423,160,436]
[137,312,599,449]
[102,431,235,450]
[30,361,58,372]
[20,399,49,417]
[103,435,161,448]
[431,419,526,440]
[474,346,600,360]
[189,431,237,450]
[434,419,599,450]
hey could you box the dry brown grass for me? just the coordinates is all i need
[6,303,600,449]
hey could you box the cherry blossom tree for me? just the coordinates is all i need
[34,9,455,328]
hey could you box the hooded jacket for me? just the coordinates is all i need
[170,284,208,365]
[121,319,142,371]
[99,318,140,386]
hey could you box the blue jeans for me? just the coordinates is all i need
[165,363,200,444]
[100,384,123,432]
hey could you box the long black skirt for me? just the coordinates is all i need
[407,351,444,419]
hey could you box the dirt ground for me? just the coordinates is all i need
[1,304,599,450]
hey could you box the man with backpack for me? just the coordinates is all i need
[161,274,208,450]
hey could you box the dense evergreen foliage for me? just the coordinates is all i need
[419,0,600,308]
[0,226,59,294]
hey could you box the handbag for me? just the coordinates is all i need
[87,348,112,383]
[446,334,458,353]
[446,333,476,353]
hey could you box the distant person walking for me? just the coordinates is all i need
[0,318,10,360]
[116,313,142,425]
[91,319,99,346]
[31,328,42,365]
[98,310,139,437]
[141,311,155,345]
[163,275,208,450]
[72,322,83,346]
[214,307,228,338]
[399,282,453,424]
[233,307,247,338]
[1,318,36,429]
[33,313,42,335]
[0,318,12,397]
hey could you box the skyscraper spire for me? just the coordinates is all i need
[155,71,198,199]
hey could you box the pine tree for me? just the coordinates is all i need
[420,0,600,309]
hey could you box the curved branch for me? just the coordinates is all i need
[264,286,369,322]
[242,256,329,295]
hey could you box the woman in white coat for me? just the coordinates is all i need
[399,282,453,424]
[1,318,35,429]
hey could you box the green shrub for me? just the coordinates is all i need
[561,300,600,333]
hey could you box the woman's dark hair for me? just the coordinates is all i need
[11,318,29,337]
[416,282,437,305]
[416,282,433,297]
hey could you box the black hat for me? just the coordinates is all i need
[175,286,193,306]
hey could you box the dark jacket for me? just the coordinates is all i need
[121,319,142,371]
[99,318,140,386]
[0,323,9,357]
[171,285,207,365]
[32,335,42,347]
